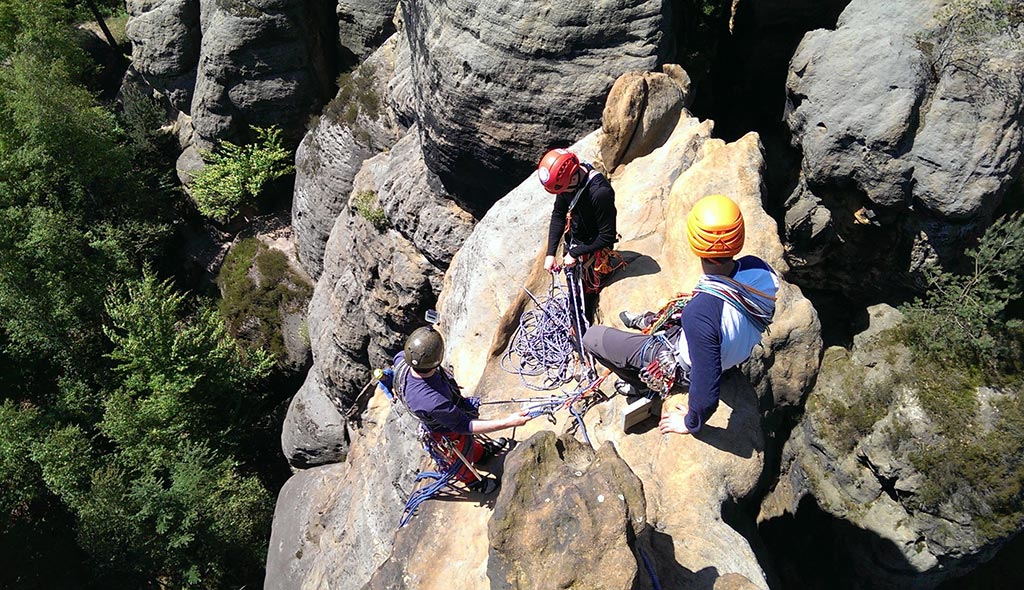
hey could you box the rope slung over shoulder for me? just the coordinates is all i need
[693,274,776,334]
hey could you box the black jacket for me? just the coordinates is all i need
[545,166,617,258]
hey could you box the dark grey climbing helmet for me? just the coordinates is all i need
[404,326,444,370]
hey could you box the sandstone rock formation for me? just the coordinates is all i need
[337,0,399,64]
[401,0,669,208]
[782,0,1024,298]
[267,394,423,590]
[486,433,651,590]
[125,0,201,112]
[760,304,1022,589]
[293,32,406,278]
[189,0,336,149]
[282,126,474,467]
[269,67,823,589]
[220,217,313,372]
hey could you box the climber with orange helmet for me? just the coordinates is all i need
[537,148,621,293]
[580,195,779,435]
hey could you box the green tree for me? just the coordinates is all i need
[901,213,1024,372]
[0,401,45,530]
[21,272,277,588]
[0,11,174,418]
[102,271,274,460]
[189,126,294,222]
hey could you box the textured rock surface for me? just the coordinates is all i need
[293,33,406,278]
[337,0,399,63]
[281,126,474,467]
[597,65,691,172]
[783,0,1024,298]
[266,394,423,589]
[270,70,826,589]
[400,0,668,208]
[760,304,1019,589]
[125,0,201,112]
[486,433,650,590]
[190,0,336,149]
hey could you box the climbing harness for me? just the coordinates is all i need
[559,166,627,294]
[638,335,682,395]
[500,279,699,441]
[576,247,628,294]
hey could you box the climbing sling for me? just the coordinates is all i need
[693,274,776,334]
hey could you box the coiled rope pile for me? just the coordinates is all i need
[500,274,590,391]
[496,268,606,442]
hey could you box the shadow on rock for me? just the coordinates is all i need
[603,250,662,289]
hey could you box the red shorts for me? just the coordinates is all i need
[427,432,484,483]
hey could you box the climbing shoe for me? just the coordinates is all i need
[467,476,499,495]
[614,379,653,399]
[480,437,510,462]
[619,310,653,330]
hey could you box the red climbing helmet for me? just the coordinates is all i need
[537,148,580,194]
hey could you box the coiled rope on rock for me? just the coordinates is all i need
[501,269,595,391]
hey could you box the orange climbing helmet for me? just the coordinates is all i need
[686,195,745,258]
[537,148,580,194]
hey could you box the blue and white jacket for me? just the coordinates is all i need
[676,256,779,432]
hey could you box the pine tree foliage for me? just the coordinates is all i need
[0,5,283,586]
[189,125,294,222]
[901,213,1024,372]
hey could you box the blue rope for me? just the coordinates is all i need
[638,546,663,590]
[501,271,593,391]
[399,466,460,528]
[567,402,590,446]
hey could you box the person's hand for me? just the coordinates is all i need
[544,255,556,272]
[658,404,692,435]
[562,253,576,267]
[506,410,533,428]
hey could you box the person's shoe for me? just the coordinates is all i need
[614,379,653,399]
[479,437,510,462]
[619,310,652,330]
[466,476,499,495]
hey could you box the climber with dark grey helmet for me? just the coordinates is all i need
[537,148,624,294]
[392,325,534,494]
[580,194,780,435]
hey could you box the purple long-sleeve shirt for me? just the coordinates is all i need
[395,352,477,434]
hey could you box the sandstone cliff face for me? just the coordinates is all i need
[126,0,340,179]
[283,2,691,467]
[282,126,474,467]
[125,0,201,112]
[337,0,399,64]
[760,304,1022,589]
[269,68,822,590]
[401,0,669,208]
[781,0,1024,298]
[292,32,406,279]
[189,0,336,149]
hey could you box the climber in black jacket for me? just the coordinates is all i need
[536,148,621,294]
